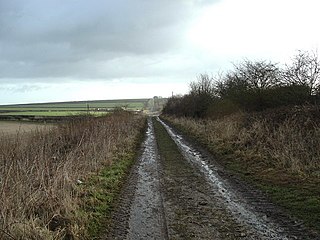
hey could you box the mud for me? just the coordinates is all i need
[106,118,167,240]
[106,117,319,240]
[126,119,167,239]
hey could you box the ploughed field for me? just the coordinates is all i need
[0,121,51,135]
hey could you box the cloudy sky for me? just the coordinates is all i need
[1,0,320,104]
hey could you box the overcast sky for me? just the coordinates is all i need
[1,0,320,104]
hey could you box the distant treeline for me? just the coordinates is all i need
[163,50,320,118]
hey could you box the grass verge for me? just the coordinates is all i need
[80,151,143,238]
[153,118,185,174]
[79,117,147,239]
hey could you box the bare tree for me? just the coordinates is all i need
[233,59,280,90]
[190,74,215,97]
[213,59,279,99]
[281,50,320,94]
[214,70,249,98]
[188,74,216,118]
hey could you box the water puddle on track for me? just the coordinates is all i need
[157,117,292,240]
[126,118,168,240]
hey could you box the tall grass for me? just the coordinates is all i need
[0,112,144,239]
[164,105,320,176]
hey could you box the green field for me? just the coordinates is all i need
[0,99,151,117]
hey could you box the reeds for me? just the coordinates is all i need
[0,112,144,239]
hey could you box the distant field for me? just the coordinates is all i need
[0,111,84,116]
[0,121,52,135]
[0,98,150,117]
[0,99,148,109]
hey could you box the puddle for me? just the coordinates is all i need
[127,118,167,240]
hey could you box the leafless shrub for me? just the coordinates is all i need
[190,74,215,97]
[281,50,320,94]
[233,59,280,90]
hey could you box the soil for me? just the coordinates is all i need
[105,117,319,240]
[105,118,167,240]
[0,121,51,135]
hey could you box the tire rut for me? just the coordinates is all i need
[106,118,168,240]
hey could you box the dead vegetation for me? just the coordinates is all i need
[0,112,144,239]
[164,105,320,176]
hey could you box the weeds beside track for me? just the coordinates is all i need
[0,112,146,239]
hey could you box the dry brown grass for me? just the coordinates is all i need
[164,105,320,176]
[0,112,144,239]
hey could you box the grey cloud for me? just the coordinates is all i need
[0,0,219,81]
[0,83,44,92]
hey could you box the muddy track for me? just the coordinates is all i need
[105,118,167,240]
[105,117,319,240]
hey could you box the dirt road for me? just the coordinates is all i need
[106,117,319,240]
